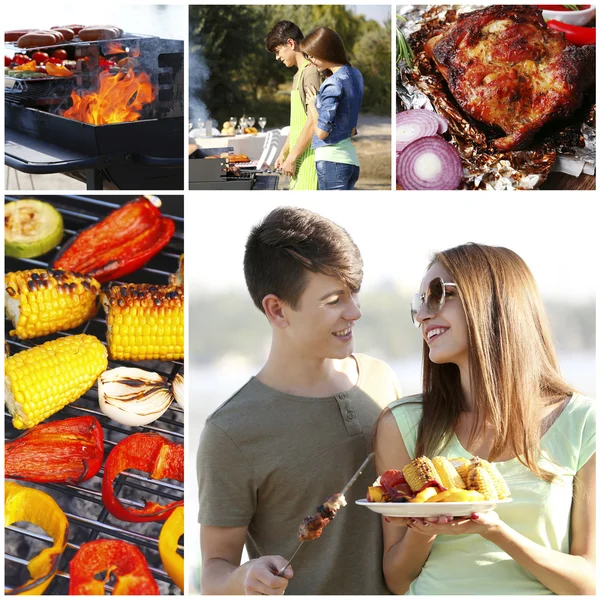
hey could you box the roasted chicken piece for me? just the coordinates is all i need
[424,5,595,151]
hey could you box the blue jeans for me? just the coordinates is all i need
[316,161,360,190]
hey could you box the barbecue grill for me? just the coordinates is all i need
[4,194,184,595]
[5,34,184,190]
[189,147,280,190]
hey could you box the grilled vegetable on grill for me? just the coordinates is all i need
[5,199,64,259]
[98,367,176,426]
[4,334,108,429]
[5,269,100,340]
[53,195,175,283]
[102,433,184,522]
[403,456,446,493]
[5,481,69,595]
[172,369,184,407]
[5,416,104,484]
[101,283,183,361]
[69,539,159,595]
[159,506,184,591]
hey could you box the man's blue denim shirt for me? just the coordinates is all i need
[312,65,364,148]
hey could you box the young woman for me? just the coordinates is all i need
[300,28,364,190]
[376,243,595,595]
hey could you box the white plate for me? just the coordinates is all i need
[356,498,512,518]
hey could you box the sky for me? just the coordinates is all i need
[187,195,597,304]
[354,4,391,24]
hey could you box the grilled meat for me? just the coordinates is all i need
[316,493,347,519]
[298,514,330,541]
[424,5,595,151]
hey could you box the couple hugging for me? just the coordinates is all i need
[198,207,595,595]
[266,21,363,191]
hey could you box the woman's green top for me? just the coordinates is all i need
[390,393,595,595]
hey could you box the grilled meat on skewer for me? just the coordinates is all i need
[298,514,330,541]
[298,494,347,541]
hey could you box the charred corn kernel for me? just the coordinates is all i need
[467,466,498,500]
[432,456,466,490]
[471,458,511,499]
[5,269,100,339]
[403,456,443,493]
[4,334,107,429]
[101,284,183,361]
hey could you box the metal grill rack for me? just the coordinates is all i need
[4,194,184,595]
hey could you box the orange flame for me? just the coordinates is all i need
[62,68,155,125]
[104,42,128,55]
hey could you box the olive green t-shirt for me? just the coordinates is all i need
[292,62,321,115]
[197,353,400,594]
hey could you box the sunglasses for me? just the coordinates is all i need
[410,277,458,327]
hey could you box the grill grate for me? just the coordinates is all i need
[4,194,184,595]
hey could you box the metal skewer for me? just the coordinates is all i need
[276,452,374,577]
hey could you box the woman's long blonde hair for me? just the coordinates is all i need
[416,243,574,481]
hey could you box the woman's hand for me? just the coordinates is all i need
[407,512,502,536]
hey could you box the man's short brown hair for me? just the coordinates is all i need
[244,207,363,313]
[265,20,304,53]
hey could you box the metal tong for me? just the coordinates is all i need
[276,452,374,577]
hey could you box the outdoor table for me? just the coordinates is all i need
[193,132,269,161]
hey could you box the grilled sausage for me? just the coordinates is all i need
[77,26,123,41]
[5,30,34,43]
[17,30,62,48]
[50,27,75,41]
[54,24,85,35]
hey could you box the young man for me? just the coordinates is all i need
[266,21,321,190]
[198,207,401,594]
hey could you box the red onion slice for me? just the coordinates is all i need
[396,109,448,151]
[396,136,463,190]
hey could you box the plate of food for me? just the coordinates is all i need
[357,456,512,518]
[396,4,596,190]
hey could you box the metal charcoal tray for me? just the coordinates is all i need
[4,194,184,595]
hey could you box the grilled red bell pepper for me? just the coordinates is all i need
[5,416,104,484]
[546,20,596,45]
[69,539,160,595]
[54,196,175,283]
[102,433,183,522]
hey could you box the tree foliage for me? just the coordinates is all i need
[189,5,391,127]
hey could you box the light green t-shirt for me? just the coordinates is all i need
[314,137,360,167]
[390,393,596,595]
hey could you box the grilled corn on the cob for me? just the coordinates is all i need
[5,269,100,340]
[432,456,466,490]
[470,458,511,499]
[403,456,444,492]
[466,466,498,500]
[4,334,107,429]
[101,284,183,361]
[449,457,471,484]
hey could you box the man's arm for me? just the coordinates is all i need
[201,525,293,595]
[275,135,290,169]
